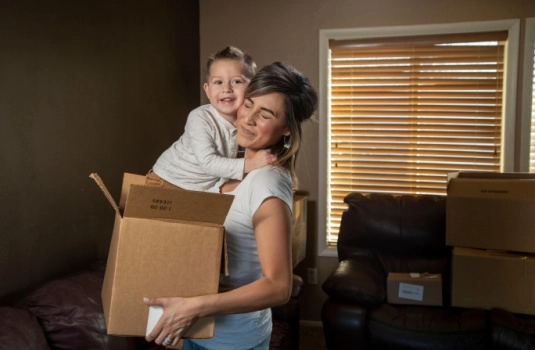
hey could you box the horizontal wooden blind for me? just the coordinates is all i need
[327,31,507,244]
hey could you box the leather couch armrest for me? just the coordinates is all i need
[322,257,385,307]
[490,308,535,347]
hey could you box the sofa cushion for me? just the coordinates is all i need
[0,306,49,350]
[367,304,490,350]
[14,268,139,350]
[491,308,535,349]
[322,258,385,307]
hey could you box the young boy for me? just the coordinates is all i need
[147,46,273,191]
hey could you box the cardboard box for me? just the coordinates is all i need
[387,272,442,306]
[91,173,233,338]
[291,193,307,268]
[451,247,535,315]
[446,171,535,253]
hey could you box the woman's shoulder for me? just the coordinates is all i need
[247,166,292,196]
[241,166,293,210]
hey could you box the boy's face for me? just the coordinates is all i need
[204,59,249,122]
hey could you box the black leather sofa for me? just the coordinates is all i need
[0,262,303,350]
[321,192,535,350]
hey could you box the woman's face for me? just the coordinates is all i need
[236,93,290,151]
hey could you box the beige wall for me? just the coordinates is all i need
[0,0,200,300]
[200,0,535,321]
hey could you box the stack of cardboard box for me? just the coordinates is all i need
[446,171,535,315]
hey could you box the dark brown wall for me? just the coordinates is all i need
[0,0,200,300]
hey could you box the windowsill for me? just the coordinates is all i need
[318,245,338,258]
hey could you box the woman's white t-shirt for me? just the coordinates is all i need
[191,166,293,349]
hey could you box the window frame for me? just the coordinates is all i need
[318,19,520,257]
[521,18,535,172]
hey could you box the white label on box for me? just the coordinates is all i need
[398,282,424,301]
[146,306,163,336]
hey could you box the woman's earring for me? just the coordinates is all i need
[283,135,291,149]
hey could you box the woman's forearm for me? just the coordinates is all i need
[190,272,292,319]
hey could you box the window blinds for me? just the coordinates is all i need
[327,31,507,244]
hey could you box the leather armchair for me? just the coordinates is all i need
[321,192,535,350]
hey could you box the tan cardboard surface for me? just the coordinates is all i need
[387,272,442,306]
[92,173,233,338]
[446,172,535,253]
[451,247,535,315]
[104,218,223,336]
[291,193,307,268]
[125,184,234,225]
[448,171,535,181]
[120,173,146,208]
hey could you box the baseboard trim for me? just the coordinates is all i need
[300,320,323,328]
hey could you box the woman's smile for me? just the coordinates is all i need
[240,125,255,136]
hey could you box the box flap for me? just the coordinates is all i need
[447,177,535,200]
[120,173,147,209]
[124,185,234,225]
[448,171,535,183]
[90,173,120,215]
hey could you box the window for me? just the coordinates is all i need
[318,20,520,256]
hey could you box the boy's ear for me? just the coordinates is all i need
[203,83,210,98]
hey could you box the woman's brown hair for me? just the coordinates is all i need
[245,62,318,185]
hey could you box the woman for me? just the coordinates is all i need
[144,62,318,350]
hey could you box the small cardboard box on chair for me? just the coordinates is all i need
[387,272,442,306]
[91,173,232,339]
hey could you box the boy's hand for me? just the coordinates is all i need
[244,149,276,173]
